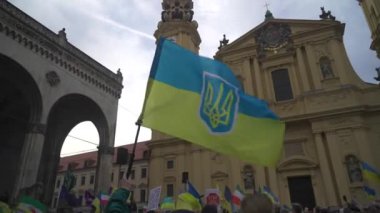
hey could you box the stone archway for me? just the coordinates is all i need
[0,54,42,200]
[38,94,109,204]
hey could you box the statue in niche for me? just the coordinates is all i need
[319,57,334,79]
[345,155,363,183]
[242,165,255,190]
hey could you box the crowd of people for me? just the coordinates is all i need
[0,179,379,213]
[103,180,380,213]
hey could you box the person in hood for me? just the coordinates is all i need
[105,179,132,213]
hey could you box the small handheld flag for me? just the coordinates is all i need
[361,162,380,183]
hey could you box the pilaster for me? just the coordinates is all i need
[253,58,264,98]
[314,133,338,206]
[296,47,311,91]
[13,123,46,200]
[95,144,114,194]
[304,44,322,89]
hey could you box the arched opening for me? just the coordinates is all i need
[0,54,42,201]
[61,122,99,157]
[50,122,99,209]
[38,94,109,205]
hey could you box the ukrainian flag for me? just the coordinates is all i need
[362,162,380,183]
[140,38,285,166]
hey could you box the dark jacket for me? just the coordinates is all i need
[105,188,130,213]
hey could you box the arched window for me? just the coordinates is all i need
[271,69,293,101]
[345,155,363,183]
[319,57,334,79]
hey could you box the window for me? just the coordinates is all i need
[141,168,147,179]
[167,160,174,169]
[140,189,146,202]
[131,170,135,180]
[319,57,334,79]
[111,173,114,181]
[90,175,95,184]
[271,69,293,101]
[56,178,61,189]
[119,171,124,180]
[166,184,174,197]
[143,150,149,159]
[53,197,58,208]
[81,176,86,186]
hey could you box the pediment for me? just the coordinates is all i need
[216,18,344,56]
[277,156,318,172]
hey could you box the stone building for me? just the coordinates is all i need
[0,1,122,203]
[358,0,380,58]
[147,0,380,209]
[52,142,149,212]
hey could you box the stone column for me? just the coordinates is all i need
[304,44,322,89]
[268,167,280,198]
[253,58,264,98]
[314,132,338,206]
[255,166,266,190]
[242,58,254,96]
[296,47,311,91]
[325,131,350,205]
[95,144,114,194]
[12,123,46,200]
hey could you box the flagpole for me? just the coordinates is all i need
[126,119,142,180]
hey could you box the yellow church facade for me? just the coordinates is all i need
[147,0,380,208]
[358,0,380,57]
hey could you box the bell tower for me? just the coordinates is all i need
[154,0,201,53]
[152,0,201,140]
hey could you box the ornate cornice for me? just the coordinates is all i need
[0,1,123,99]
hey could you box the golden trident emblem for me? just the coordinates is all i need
[202,80,235,129]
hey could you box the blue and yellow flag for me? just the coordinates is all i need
[140,38,285,166]
[363,185,376,200]
[362,162,380,184]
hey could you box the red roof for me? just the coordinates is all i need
[58,141,149,172]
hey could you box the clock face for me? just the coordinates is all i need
[256,23,291,51]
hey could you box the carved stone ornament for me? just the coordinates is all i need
[255,23,292,57]
[161,0,194,22]
[45,71,60,86]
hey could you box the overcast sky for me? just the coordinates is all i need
[8,0,379,156]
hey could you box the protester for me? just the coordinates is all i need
[241,193,273,213]
[201,204,218,213]
[105,178,132,213]
[291,203,303,213]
